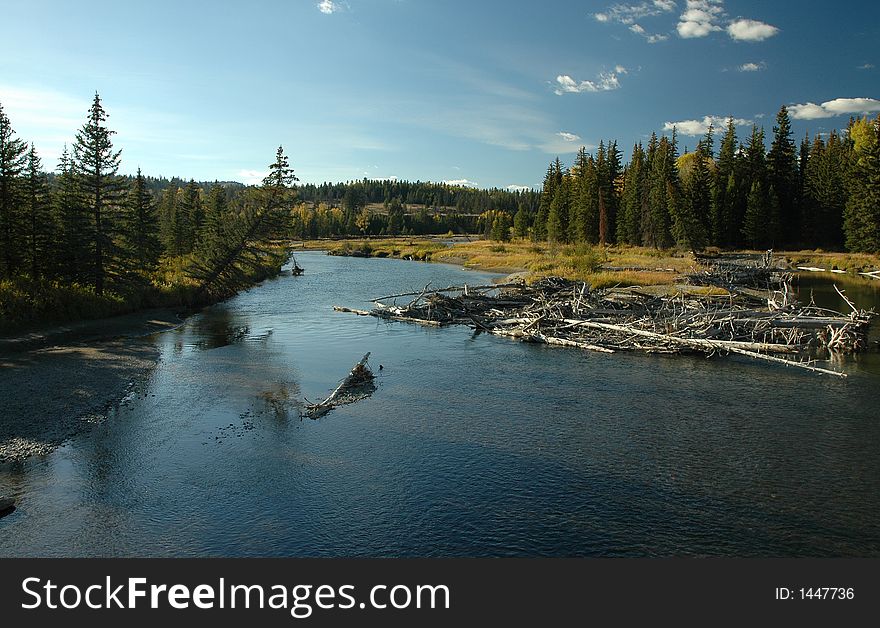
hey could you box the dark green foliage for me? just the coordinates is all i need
[178,180,203,253]
[54,145,91,282]
[617,143,645,245]
[72,93,124,295]
[23,145,54,280]
[711,118,738,246]
[187,146,296,301]
[386,197,404,235]
[0,103,28,277]
[513,202,530,238]
[767,106,799,245]
[122,169,162,275]
[546,175,569,243]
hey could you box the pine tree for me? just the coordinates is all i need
[72,93,123,295]
[617,143,645,245]
[767,106,799,245]
[23,144,54,280]
[178,180,203,253]
[53,145,90,282]
[197,185,228,257]
[386,197,404,235]
[513,202,529,238]
[712,120,737,246]
[546,178,568,243]
[123,168,162,275]
[644,134,674,248]
[159,185,186,257]
[0,102,28,277]
[568,147,597,243]
[535,159,561,240]
[742,180,767,248]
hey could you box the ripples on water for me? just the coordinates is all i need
[1,252,879,556]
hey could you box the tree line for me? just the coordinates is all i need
[511,107,880,252]
[0,94,296,314]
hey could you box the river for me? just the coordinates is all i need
[1,251,879,556]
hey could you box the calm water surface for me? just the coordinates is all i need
[1,252,879,556]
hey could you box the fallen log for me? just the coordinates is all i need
[304,353,377,418]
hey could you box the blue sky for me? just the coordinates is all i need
[1,0,878,190]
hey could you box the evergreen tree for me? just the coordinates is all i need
[617,143,645,245]
[767,105,799,245]
[0,102,28,277]
[546,179,568,243]
[386,197,404,235]
[159,185,186,257]
[199,184,228,256]
[535,159,561,240]
[54,145,90,282]
[72,93,123,295]
[23,144,54,280]
[568,147,597,243]
[513,202,530,238]
[178,180,203,253]
[712,119,738,246]
[123,168,162,275]
[644,134,674,248]
[188,146,296,300]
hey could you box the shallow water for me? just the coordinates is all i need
[1,252,879,556]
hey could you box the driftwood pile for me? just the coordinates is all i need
[334,255,874,377]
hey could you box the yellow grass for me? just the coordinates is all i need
[299,238,880,291]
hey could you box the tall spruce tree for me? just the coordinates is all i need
[0,102,28,277]
[178,180,203,253]
[23,144,54,280]
[123,168,162,275]
[617,143,645,245]
[767,106,799,245]
[72,93,123,295]
[709,117,739,246]
[54,145,91,282]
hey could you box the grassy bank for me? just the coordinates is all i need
[0,248,288,335]
[301,238,693,288]
[299,237,880,289]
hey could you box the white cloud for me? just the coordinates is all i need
[629,22,669,42]
[677,0,724,38]
[593,1,677,26]
[858,63,874,70]
[554,68,626,95]
[506,184,533,192]
[443,179,479,187]
[317,1,338,14]
[727,18,778,41]
[738,61,766,72]
[237,169,267,184]
[789,97,880,120]
[557,131,581,142]
[663,115,751,136]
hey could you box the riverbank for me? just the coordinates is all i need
[0,308,186,464]
[299,238,880,288]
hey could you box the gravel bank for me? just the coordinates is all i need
[0,309,184,464]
